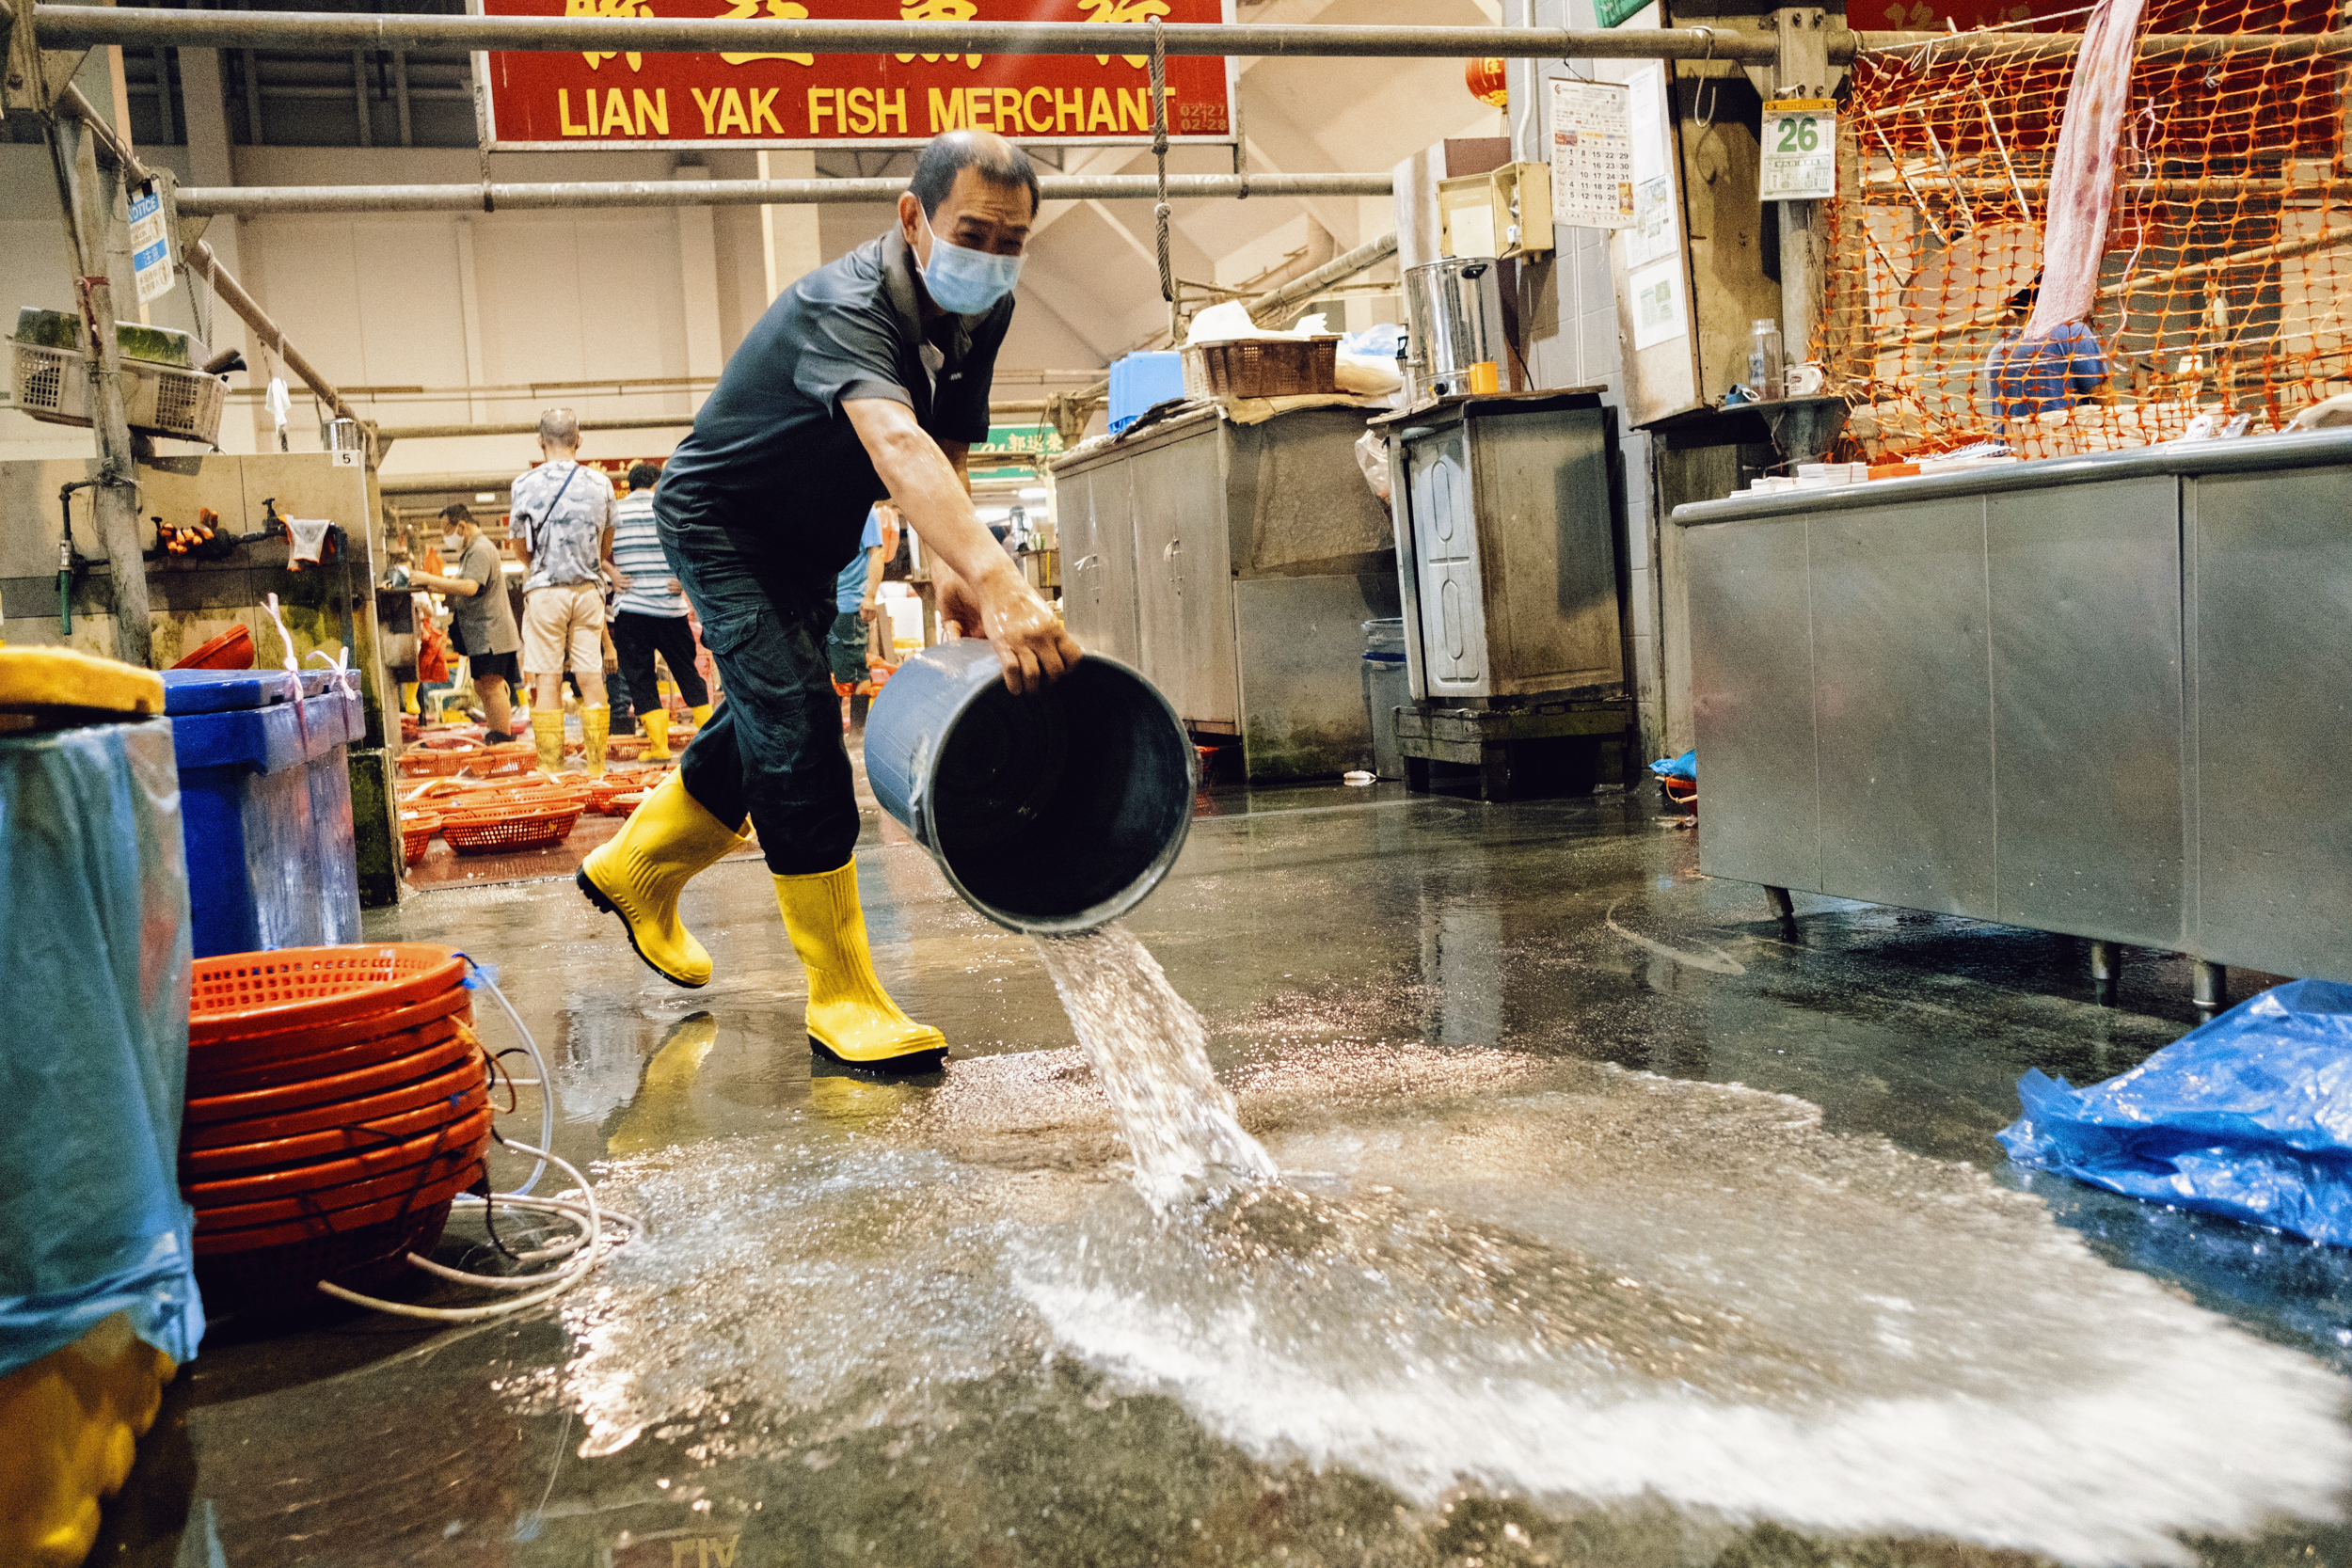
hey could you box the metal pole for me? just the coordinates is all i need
[34,7,1786,61]
[51,82,364,439]
[183,238,361,432]
[1248,230,1397,326]
[175,171,1394,217]
[46,116,155,668]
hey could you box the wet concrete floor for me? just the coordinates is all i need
[103,780,2352,1568]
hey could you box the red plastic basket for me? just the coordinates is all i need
[195,1164,480,1256]
[183,1105,493,1209]
[192,1147,485,1233]
[441,802,583,855]
[400,811,441,865]
[181,1080,491,1179]
[189,945,467,1046]
[185,1021,476,1122]
[397,748,475,779]
[188,989,473,1084]
[462,749,538,780]
[183,1053,486,1151]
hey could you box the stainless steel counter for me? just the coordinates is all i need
[1052,404,1399,782]
[1669,428,2352,986]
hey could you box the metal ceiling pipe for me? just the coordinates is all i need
[1248,230,1399,326]
[175,172,1395,217]
[32,6,1785,62]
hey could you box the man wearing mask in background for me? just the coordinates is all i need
[580,129,1081,1072]
[409,503,521,743]
[608,461,714,762]
[512,408,621,776]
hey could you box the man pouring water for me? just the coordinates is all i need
[580,130,1083,1070]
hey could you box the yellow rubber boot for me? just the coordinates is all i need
[0,1315,174,1568]
[582,704,610,779]
[773,861,947,1069]
[606,1014,719,1155]
[400,680,421,716]
[531,710,565,774]
[577,771,747,988]
[642,708,672,762]
[690,703,713,730]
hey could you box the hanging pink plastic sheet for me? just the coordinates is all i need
[2023,0,2150,341]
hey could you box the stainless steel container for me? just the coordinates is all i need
[1404,258,1506,399]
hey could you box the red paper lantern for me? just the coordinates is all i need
[1465,57,1508,108]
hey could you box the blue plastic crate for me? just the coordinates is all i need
[159,670,365,958]
[1109,351,1185,435]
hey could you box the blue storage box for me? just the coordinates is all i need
[1109,351,1186,434]
[160,668,365,958]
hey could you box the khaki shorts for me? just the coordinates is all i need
[521,581,607,675]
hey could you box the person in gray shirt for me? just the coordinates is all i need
[410,503,522,742]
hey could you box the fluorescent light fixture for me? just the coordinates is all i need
[1019,486,1050,499]
[474,492,496,501]
[977,506,1013,521]
[501,562,525,574]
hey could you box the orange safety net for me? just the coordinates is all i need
[1820,0,2351,460]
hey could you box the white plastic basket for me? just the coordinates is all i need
[10,340,225,446]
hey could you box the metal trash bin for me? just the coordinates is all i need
[1362,618,1409,779]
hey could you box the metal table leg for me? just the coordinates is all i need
[2090,940,2120,1006]
[2192,958,2228,1015]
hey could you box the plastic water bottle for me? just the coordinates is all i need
[1750,319,1786,402]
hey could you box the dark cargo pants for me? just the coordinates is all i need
[660,516,858,877]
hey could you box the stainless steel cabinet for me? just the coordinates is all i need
[1672,429,2352,982]
[1052,405,1399,781]
[1387,391,1626,702]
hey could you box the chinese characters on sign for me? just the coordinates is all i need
[478,0,1236,149]
[1546,78,1632,230]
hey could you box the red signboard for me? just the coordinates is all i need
[474,0,1236,150]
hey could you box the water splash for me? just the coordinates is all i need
[1032,923,1279,1207]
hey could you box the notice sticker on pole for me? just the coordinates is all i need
[128,182,174,306]
[1547,77,1632,230]
[1760,99,1836,201]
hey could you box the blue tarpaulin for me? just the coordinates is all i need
[0,718,202,1376]
[1649,750,1696,782]
[2000,980,2352,1247]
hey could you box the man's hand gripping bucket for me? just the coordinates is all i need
[864,641,1196,934]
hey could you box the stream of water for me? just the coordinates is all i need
[1030,924,1279,1206]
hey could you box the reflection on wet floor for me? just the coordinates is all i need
[103,781,2352,1567]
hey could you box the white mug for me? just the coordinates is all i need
[1787,361,1826,396]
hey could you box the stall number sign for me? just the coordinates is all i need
[128,183,173,306]
[1760,99,1836,201]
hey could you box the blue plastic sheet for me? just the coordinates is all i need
[0,718,203,1376]
[1649,749,1696,782]
[1999,980,2352,1246]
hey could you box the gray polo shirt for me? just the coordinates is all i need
[449,533,520,656]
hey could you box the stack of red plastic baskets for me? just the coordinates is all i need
[183,945,491,1307]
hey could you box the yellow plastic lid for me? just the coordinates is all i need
[0,647,167,716]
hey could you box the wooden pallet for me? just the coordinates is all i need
[1393,697,1634,802]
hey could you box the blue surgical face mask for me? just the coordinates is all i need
[918,210,1023,315]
